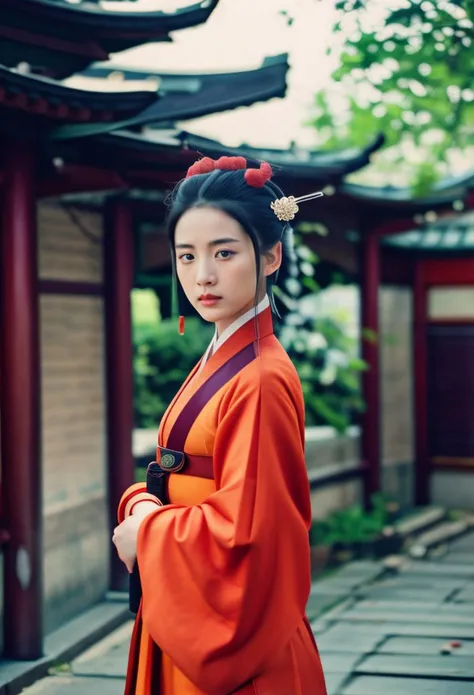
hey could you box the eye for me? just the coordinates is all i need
[178,253,194,263]
[216,250,235,259]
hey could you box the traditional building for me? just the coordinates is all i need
[0,0,220,78]
[3,0,472,669]
[0,1,295,661]
[337,175,474,510]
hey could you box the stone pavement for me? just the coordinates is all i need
[20,531,474,695]
[313,530,474,694]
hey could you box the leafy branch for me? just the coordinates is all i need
[309,0,474,189]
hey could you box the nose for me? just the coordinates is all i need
[196,259,217,287]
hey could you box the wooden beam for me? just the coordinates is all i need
[38,165,127,199]
[39,279,103,295]
[0,25,107,59]
[421,258,474,285]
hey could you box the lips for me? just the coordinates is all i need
[199,294,221,307]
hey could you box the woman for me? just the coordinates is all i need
[113,156,328,695]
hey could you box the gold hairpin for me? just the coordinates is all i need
[270,191,324,222]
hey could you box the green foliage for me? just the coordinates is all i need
[310,493,389,546]
[309,0,474,189]
[279,314,366,432]
[132,292,212,428]
[275,238,366,432]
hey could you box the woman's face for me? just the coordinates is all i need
[174,206,281,335]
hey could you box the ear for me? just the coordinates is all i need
[262,241,282,277]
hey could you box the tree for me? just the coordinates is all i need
[308,0,474,193]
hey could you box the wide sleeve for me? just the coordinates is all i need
[136,367,313,695]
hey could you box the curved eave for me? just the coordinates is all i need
[98,130,186,157]
[0,65,155,122]
[82,54,288,93]
[51,129,188,166]
[178,131,385,180]
[136,53,289,126]
[47,129,194,190]
[382,209,474,252]
[49,55,289,139]
[340,170,474,211]
[7,0,219,32]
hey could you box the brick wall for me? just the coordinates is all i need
[38,204,103,282]
[40,294,106,514]
[38,203,109,632]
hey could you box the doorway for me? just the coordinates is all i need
[414,259,474,505]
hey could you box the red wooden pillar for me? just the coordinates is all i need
[360,232,381,505]
[104,200,135,591]
[0,141,43,658]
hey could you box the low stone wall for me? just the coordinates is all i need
[305,426,363,519]
[431,470,474,510]
[43,498,109,634]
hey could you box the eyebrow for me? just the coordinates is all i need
[175,237,241,249]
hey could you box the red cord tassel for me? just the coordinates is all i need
[178,315,185,335]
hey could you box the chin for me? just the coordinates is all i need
[196,306,223,323]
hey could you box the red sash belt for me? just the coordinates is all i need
[155,445,214,480]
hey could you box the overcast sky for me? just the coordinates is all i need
[100,0,340,148]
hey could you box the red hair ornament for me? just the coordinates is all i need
[244,162,273,188]
[215,156,247,171]
[185,157,273,187]
[185,157,324,220]
[186,156,247,178]
[185,157,216,178]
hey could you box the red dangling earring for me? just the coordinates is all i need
[179,315,185,335]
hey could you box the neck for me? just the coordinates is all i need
[215,294,268,338]
[216,293,267,337]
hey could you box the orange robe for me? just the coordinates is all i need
[118,308,327,695]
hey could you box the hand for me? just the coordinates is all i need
[112,515,142,573]
[112,502,159,573]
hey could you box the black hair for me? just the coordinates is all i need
[166,167,298,318]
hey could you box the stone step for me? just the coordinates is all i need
[395,507,446,538]
[408,520,470,558]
